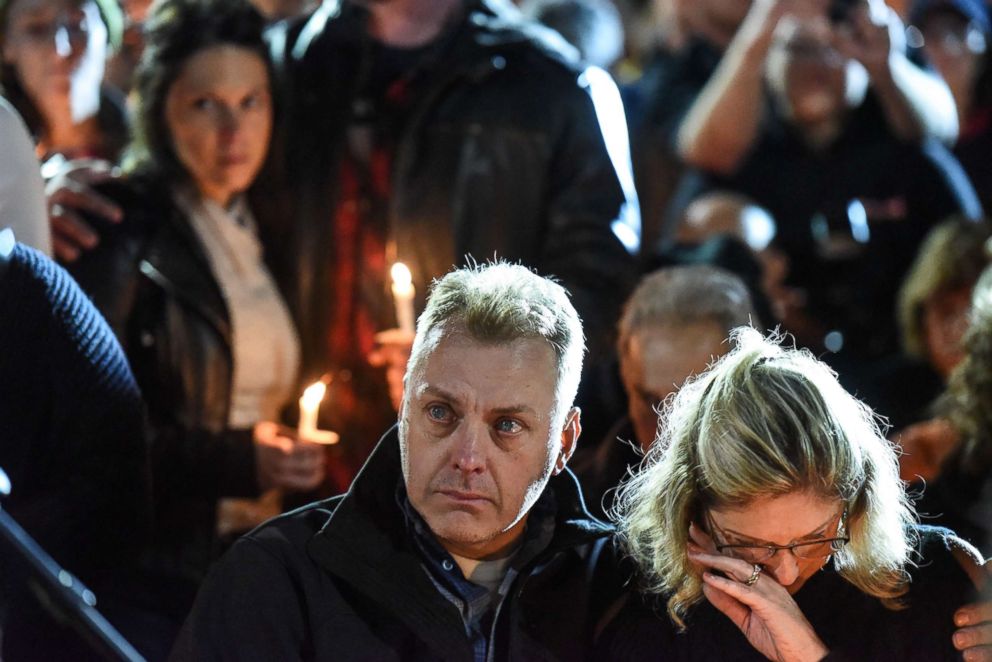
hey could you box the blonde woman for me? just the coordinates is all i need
[604,328,982,660]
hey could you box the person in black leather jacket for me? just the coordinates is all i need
[47,0,641,477]
[250,0,641,469]
[67,0,325,654]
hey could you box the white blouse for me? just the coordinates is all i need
[174,187,300,427]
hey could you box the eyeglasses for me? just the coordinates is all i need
[706,510,849,564]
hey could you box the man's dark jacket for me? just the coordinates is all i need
[257,0,640,370]
[170,427,623,661]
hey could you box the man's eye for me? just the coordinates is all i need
[494,418,523,434]
[193,98,215,111]
[426,404,451,423]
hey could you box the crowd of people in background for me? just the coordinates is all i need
[1,0,992,659]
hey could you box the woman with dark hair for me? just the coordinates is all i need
[0,0,127,163]
[67,0,325,650]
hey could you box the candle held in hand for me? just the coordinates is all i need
[391,262,416,336]
[298,381,339,444]
[299,381,326,435]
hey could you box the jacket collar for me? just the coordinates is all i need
[290,0,579,70]
[305,425,611,655]
[129,178,232,343]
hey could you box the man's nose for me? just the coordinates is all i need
[450,423,486,474]
[764,549,801,587]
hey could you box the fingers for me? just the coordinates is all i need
[257,443,325,491]
[63,158,121,184]
[48,179,123,224]
[702,571,767,609]
[51,206,100,261]
[702,580,751,627]
[958,603,992,629]
[956,624,992,653]
[688,522,719,553]
[689,549,759,583]
[963,647,992,662]
[47,173,124,261]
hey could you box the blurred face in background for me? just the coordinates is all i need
[1,0,106,123]
[104,0,152,92]
[165,44,273,207]
[767,17,849,129]
[620,322,727,452]
[698,0,754,35]
[916,10,987,117]
[923,286,972,379]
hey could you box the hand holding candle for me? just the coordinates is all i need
[297,380,339,445]
[390,262,416,336]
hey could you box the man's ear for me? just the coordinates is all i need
[553,407,581,475]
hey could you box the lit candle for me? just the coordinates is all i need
[391,262,416,336]
[297,381,339,445]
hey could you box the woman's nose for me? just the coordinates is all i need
[764,549,802,586]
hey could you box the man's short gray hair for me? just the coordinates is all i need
[407,262,586,424]
[618,265,756,352]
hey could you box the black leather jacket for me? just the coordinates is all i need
[258,0,641,370]
[69,176,263,615]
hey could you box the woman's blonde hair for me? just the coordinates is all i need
[612,328,916,628]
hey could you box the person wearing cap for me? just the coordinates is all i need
[909,0,992,212]
[0,0,128,164]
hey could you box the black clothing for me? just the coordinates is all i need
[673,96,982,361]
[916,450,992,556]
[626,38,722,254]
[68,176,263,622]
[599,526,979,661]
[261,0,638,382]
[955,106,992,215]
[573,416,641,521]
[0,240,148,660]
[171,426,623,661]
[843,354,944,432]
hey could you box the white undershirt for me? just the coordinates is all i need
[174,187,300,427]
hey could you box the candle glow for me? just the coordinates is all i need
[390,262,416,336]
[297,380,339,445]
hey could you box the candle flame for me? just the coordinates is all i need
[391,262,412,287]
[301,381,327,408]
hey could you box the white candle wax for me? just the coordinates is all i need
[298,381,325,436]
[390,262,416,336]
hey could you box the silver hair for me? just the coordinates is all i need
[405,262,586,427]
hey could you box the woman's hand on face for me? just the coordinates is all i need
[687,525,828,662]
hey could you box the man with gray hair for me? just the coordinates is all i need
[575,264,757,518]
[171,262,620,660]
